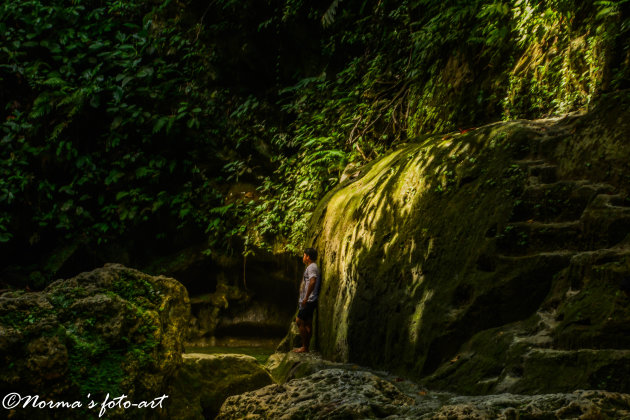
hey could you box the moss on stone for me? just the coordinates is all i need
[307,93,630,394]
[0,264,190,419]
[309,121,532,371]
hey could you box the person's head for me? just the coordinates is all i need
[303,248,317,264]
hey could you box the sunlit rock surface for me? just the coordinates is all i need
[307,91,630,394]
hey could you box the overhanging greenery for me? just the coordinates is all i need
[1,0,628,284]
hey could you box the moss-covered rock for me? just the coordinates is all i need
[166,353,273,420]
[306,90,630,394]
[265,351,355,384]
[0,264,189,419]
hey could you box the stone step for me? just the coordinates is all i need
[511,348,630,393]
[513,310,559,348]
[499,198,630,256]
[528,131,571,158]
[497,221,582,255]
[513,159,546,166]
[486,250,574,277]
[540,246,630,293]
[581,204,630,250]
[528,164,558,184]
[510,181,616,223]
[588,193,630,209]
[497,250,575,267]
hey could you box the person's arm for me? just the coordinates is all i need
[301,277,317,305]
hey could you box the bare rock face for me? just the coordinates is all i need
[166,353,273,420]
[0,264,190,419]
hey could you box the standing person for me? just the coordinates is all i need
[293,248,321,353]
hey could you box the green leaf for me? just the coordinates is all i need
[116,191,130,200]
[152,117,168,133]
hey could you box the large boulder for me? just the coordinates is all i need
[0,264,189,419]
[166,353,273,419]
[306,90,630,394]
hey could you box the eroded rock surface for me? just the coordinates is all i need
[217,364,630,419]
[217,368,415,419]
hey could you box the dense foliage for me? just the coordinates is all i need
[1,0,629,284]
[0,0,245,276]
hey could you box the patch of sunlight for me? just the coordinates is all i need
[407,239,418,264]
[366,189,390,231]
[424,237,435,260]
[386,146,433,219]
[410,266,423,285]
[452,142,469,156]
[383,232,399,256]
[185,346,275,364]
[408,289,434,346]
[359,148,405,186]
[325,149,405,240]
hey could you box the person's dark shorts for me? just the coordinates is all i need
[297,300,317,321]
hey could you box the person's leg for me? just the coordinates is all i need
[303,319,312,350]
[294,316,309,353]
[294,302,315,353]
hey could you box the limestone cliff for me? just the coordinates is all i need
[307,90,630,394]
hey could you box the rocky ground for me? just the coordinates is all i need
[218,352,630,419]
[3,264,630,419]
